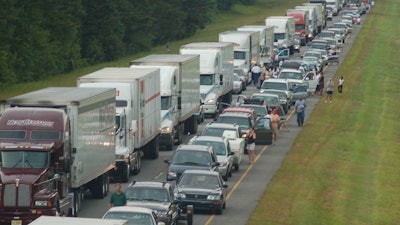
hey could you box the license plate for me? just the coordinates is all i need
[11,220,22,225]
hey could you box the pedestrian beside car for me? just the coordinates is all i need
[246,127,256,164]
[251,64,261,87]
[258,69,266,89]
[294,95,306,127]
[325,78,334,103]
[338,76,344,93]
[270,109,280,145]
[109,183,127,208]
[318,72,325,96]
[272,66,279,78]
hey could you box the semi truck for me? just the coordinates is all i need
[180,42,234,118]
[265,16,296,54]
[295,6,318,37]
[129,54,201,150]
[218,31,259,81]
[285,10,310,45]
[0,87,116,224]
[303,2,327,32]
[237,25,275,67]
[77,67,161,166]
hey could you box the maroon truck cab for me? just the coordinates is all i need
[0,108,68,225]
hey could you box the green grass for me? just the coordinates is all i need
[0,0,305,99]
[247,0,400,224]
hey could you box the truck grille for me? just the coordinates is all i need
[4,184,31,207]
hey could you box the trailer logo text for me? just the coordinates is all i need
[7,119,54,128]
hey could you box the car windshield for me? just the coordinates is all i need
[126,187,169,202]
[320,32,334,38]
[233,74,240,81]
[200,74,214,85]
[179,174,220,189]
[264,91,287,100]
[203,127,235,137]
[192,140,226,156]
[172,150,211,166]
[216,116,250,130]
[333,24,345,29]
[252,96,279,106]
[103,211,155,225]
[274,33,285,40]
[1,151,48,168]
[303,57,318,63]
[261,82,287,91]
[279,71,303,80]
[304,52,321,59]
[310,44,327,50]
[233,69,243,76]
[241,105,267,117]
[161,96,171,110]
[293,85,308,93]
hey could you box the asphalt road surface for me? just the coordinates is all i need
[79,9,369,225]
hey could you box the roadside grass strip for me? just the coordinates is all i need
[247,0,400,224]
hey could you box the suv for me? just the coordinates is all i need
[216,112,253,135]
[260,79,294,103]
[236,98,268,118]
[164,145,219,181]
[189,136,235,181]
[125,181,192,225]
[202,122,245,171]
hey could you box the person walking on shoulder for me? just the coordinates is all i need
[294,95,306,127]
[338,76,344,93]
[270,109,280,145]
[325,78,334,103]
[109,183,127,208]
[251,64,261,87]
[246,127,256,164]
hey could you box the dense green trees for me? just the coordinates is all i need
[0,0,252,86]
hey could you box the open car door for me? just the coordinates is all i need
[304,71,318,94]
[254,118,273,145]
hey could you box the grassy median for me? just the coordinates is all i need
[248,0,400,224]
[0,0,305,99]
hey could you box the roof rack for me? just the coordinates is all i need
[242,98,264,105]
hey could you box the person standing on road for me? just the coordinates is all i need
[258,68,266,89]
[325,78,334,103]
[251,64,261,87]
[109,183,127,208]
[246,127,256,164]
[272,66,279,78]
[294,95,306,127]
[318,72,325,96]
[270,109,280,145]
[338,76,344,93]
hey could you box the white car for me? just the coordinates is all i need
[233,73,244,94]
[202,122,245,171]
[103,206,165,225]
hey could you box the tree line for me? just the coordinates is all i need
[0,0,254,86]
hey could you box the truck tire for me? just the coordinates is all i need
[91,175,106,199]
[121,164,129,183]
[185,115,198,134]
[175,124,184,145]
[147,136,160,160]
[71,189,83,217]
[132,154,141,175]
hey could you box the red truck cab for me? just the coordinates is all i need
[286,10,310,45]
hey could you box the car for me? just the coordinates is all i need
[202,122,245,170]
[221,107,257,124]
[189,136,235,181]
[324,38,339,51]
[291,83,309,102]
[332,23,350,34]
[124,181,191,225]
[251,93,283,113]
[261,90,290,113]
[260,79,294,104]
[302,56,322,73]
[303,51,324,67]
[326,7,333,21]
[236,98,268,118]
[328,28,346,44]
[234,68,250,85]
[280,61,307,74]
[278,68,304,80]
[293,33,301,52]
[164,145,219,181]
[176,170,228,215]
[233,73,244,94]
[102,206,165,225]
[215,111,254,134]
[319,30,335,40]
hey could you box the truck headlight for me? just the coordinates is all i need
[34,200,50,207]
[206,99,216,104]
[207,195,221,200]
[162,126,172,133]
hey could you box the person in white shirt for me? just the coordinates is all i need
[338,76,344,93]
[251,64,261,87]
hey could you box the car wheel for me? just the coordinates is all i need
[234,164,239,171]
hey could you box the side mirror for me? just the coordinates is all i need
[164,160,171,165]
[229,152,235,156]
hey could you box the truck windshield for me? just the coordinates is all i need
[234,51,246,60]
[0,130,26,139]
[295,25,306,30]
[116,100,128,107]
[1,151,48,168]
[200,74,214,85]
[274,33,285,40]
[161,96,171,110]
[31,130,60,140]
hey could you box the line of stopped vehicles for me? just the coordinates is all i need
[0,0,372,224]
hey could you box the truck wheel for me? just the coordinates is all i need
[148,136,160,159]
[121,164,129,183]
[132,154,141,175]
[176,124,184,145]
[186,115,198,134]
[91,175,106,199]
[72,189,82,217]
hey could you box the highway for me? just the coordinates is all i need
[78,9,368,225]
